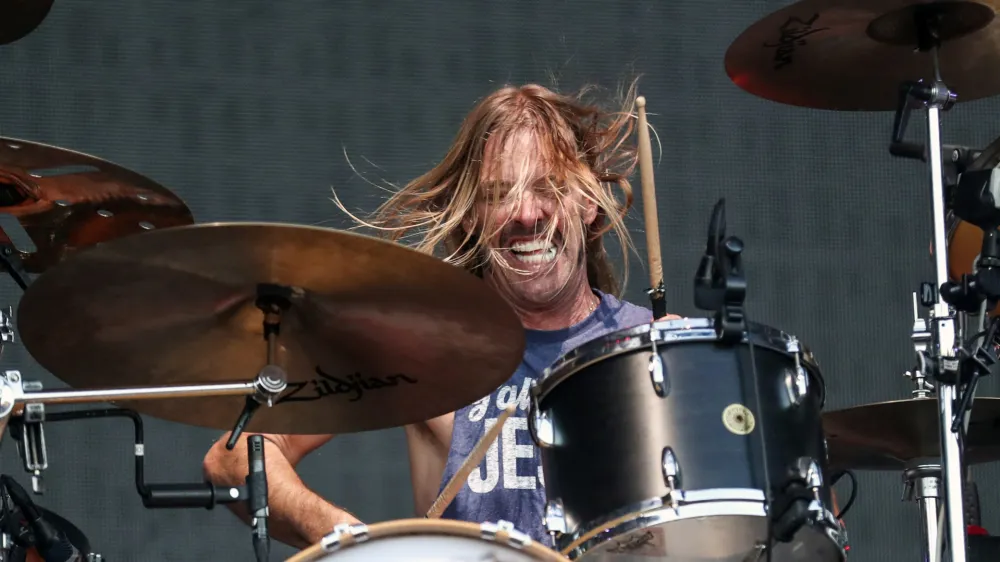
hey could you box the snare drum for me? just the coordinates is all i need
[285,519,570,562]
[528,318,846,562]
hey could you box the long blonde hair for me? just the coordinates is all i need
[335,82,641,297]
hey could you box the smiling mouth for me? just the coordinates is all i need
[508,238,558,264]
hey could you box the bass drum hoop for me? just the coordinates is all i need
[287,518,568,562]
[531,317,826,407]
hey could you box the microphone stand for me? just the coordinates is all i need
[12,407,271,561]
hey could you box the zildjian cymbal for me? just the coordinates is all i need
[724,0,1000,110]
[16,222,527,434]
[0,137,194,274]
[823,397,1000,471]
[0,0,54,45]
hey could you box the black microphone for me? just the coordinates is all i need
[0,476,80,562]
[247,435,269,562]
[694,198,726,311]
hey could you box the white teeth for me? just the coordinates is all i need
[510,239,552,252]
[512,247,557,264]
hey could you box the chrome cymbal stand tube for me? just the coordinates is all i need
[893,59,966,562]
[890,13,967,559]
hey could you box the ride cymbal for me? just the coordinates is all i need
[823,397,1000,471]
[725,0,1000,110]
[17,222,526,434]
[0,0,54,45]
[0,137,194,273]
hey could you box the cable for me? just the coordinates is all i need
[829,470,857,519]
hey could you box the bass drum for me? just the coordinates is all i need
[528,318,846,562]
[285,519,570,562]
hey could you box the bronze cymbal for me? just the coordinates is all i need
[0,137,194,273]
[823,397,1000,471]
[0,0,54,45]
[724,0,1000,110]
[16,222,526,435]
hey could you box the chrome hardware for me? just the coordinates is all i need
[86,555,104,562]
[544,499,567,537]
[528,389,554,448]
[661,447,681,509]
[649,327,666,397]
[17,381,47,494]
[320,523,370,553]
[783,367,808,407]
[907,292,935,398]
[481,520,532,548]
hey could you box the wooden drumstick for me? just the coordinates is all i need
[425,404,517,519]
[635,96,667,319]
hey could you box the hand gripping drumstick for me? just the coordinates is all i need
[425,404,517,518]
[635,96,667,319]
[284,406,517,562]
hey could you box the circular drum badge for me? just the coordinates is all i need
[722,404,755,435]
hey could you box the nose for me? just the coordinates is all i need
[509,189,551,228]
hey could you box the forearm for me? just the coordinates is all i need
[203,437,361,549]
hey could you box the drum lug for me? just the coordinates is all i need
[543,499,567,538]
[320,523,370,553]
[783,367,809,407]
[528,389,554,448]
[649,331,667,397]
[790,457,823,491]
[481,520,531,549]
[783,336,808,407]
[661,446,682,509]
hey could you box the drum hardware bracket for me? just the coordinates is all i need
[784,337,809,406]
[7,380,47,495]
[543,499,566,539]
[908,292,936,398]
[646,280,666,320]
[319,522,369,553]
[648,330,667,397]
[660,447,681,510]
[225,283,292,451]
[480,520,532,549]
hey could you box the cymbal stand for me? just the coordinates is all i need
[902,460,942,562]
[889,11,965,562]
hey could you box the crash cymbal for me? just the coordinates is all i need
[0,137,194,273]
[823,397,1000,471]
[725,0,1000,110]
[0,0,54,45]
[16,222,526,434]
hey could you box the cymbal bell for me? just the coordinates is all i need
[0,137,194,273]
[16,222,527,435]
[823,397,1000,471]
[0,0,53,45]
[724,0,1000,110]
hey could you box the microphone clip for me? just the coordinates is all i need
[692,198,747,344]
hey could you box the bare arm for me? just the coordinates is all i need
[202,432,360,549]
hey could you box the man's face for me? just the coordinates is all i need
[467,127,597,307]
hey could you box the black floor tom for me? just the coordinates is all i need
[528,318,846,562]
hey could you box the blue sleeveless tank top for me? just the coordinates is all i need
[437,289,653,548]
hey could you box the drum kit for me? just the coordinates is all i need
[4,0,1000,562]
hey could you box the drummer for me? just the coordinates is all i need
[202,82,679,549]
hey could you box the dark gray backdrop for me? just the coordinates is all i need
[2,0,999,560]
